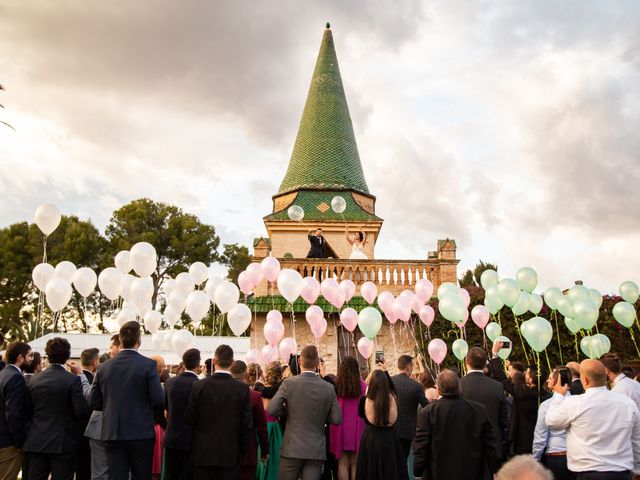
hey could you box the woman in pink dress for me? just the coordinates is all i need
[330,356,366,480]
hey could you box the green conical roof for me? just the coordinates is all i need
[277,25,369,195]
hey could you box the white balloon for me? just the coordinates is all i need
[287,205,304,221]
[119,274,136,302]
[98,267,123,301]
[54,261,77,282]
[34,203,61,236]
[205,276,223,302]
[214,281,240,314]
[227,303,252,336]
[151,331,166,350]
[167,290,187,313]
[117,308,137,326]
[164,305,181,327]
[45,277,72,312]
[277,269,303,303]
[175,272,195,297]
[144,310,162,334]
[185,290,210,322]
[32,263,55,291]
[72,267,97,298]
[136,301,152,318]
[103,315,120,333]
[172,329,194,357]
[130,277,154,308]
[189,262,209,286]
[129,242,157,277]
[114,250,131,274]
[331,196,347,214]
[163,330,175,350]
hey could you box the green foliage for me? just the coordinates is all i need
[220,243,251,283]
[473,260,498,286]
[458,269,476,288]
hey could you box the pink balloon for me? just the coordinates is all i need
[399,289,414,301]
[392,297,411,323]
[415,278,434,302]
[246,263,264,285]
[459,288,471,308]
[321,278,339,304]
[471,305,490,329]
[266,309,283,324]
[384,308,399,325]
[357,337,374,359]
[311,318,327,339]
[412,296,424,314]
[418,305,435,327]
[261,345,279,364]
[339,279,356,302]
[278,337,297,360]
[377,291,395,313]
[264,319,285,346]
[361,282,378,304]
[300,276,320,304]
[245,348,260,364]
[331,289,345,310]
[238,271,254,295]
[340,308,358,332]
[428,338,447,365]
[305,305,324,326]
[260,256,281,283]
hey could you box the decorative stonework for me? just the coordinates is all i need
[273,192,298,213]
[316,202,330,213]
[352,192,375,215]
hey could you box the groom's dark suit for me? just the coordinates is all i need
[306,234,326,258]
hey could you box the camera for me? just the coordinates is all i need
[500,341,511,349]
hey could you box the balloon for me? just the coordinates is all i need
[516,267,537,293]
[167,290,187,313]
[528,293,543,315]
[214,281,240,314]
[480,269,499,289]
[320,278,340,304]
[452,339,469,361]
[34,203,61,236]
[32,263,55,291]
[340,308,358,332]
[330,289,346,310]
[114,250,131,274]
[588,289,603,310]
[172,329,194,357]
[358,307,382,339]
[162,330,175,350]
[331,195,347,213]
[287,205,304,221]
[310,318,327,339]
[279,338,297,361]
[164,306,181,327]
[437,282,458,300]
[277,269,303,303]
[384,308,399,325]
[175,272,195,297]
[357,337,374,359]
[411,295,425,315]
[494,335,512,360]
[567,285,589,304]
[70,267,96,298]
[264,319,285,346]
[266,310,283,324]
[572,298,598,330]
[339,279,356,302]
[484,291,503,315]
[185,290,210,322]
[300,276,320,304]
[419,305,435,327]
[129,242,157,277]
[305,305,324,327]
[98,267,122,301]
[414,278,434,302]
[144,310,162,333]
[227,303,251,336]
[130,277,154,308]
[189,262,210,285]
[580,335,609,359]
[377,291,395,313]
[612,301,636,328]
[428,339,447,365]
[45,277,72,312]
[117,307,136,326]
[261,345,279,364]
[556,296,574,319]
[119,274,136,302]
[54,261,77,282]
[245,263,264,286]
[204,276,222,302]
[438,294,466,322]
[162,278,176,297]
[620,281,640,304]
[497,278,519,307]
[360,282,377,304]
[260,256,281,282]
[521,316,553,352]
[564,317,580,334]
[511,292,530,316]
[392,298,412,323]
[245,349,260,364]
[238,271,254,296]
[459,288,471,308]
[486,322,502,342]
[151,331,166,350]
[544,287,562,310]
[470,305,490,329]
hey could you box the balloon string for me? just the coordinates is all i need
[290,305,297,346]
[482,329,488,353]
[594,322,600,334]
[417,317,427,358]
[544,349,552,374]
[574,334,580,360]
[553,310,563,365]
[390,323,398,366]
[497,311,502,327]
[513,315,530,364]
[536,351,541,407]
[630,328,640,357]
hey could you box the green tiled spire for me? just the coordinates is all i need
[278,24,369,195]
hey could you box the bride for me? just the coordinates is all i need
[346,226,368,259]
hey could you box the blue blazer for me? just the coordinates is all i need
[0,365,28,448]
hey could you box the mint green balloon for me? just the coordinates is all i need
[580,335,609,359]
[521,316,553,352]
[580,336,595,359]
[495,335,512,360]
[572,298,598,330]
[564,317,580,334]
[613,301,636,328]
[567,285,589,304]
[480,269,499,289]
[357,307,382,339]
[511,292,531,316]
[484,293,503,315]
[529,293,543,315]
[439,293,466,323]
[619,281,639,304]
[437,282,459,300]
[544,287,562,310]
[452,339,469,361]
[556,296,574,319]
[486,322,502,342]
[516,267,537,293]
[588,289,603,309]
[497,278,519,307]
[592,333,611,355]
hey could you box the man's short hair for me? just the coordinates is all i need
[110,333,121,347]
[182,348,201,371]
[230,360,248,380]
[436,369,460,397]
[466,347,487,370]
[119,321,141,349]
[566,361,580,379]
[214,345,234,369]
[397,355,413,371]
[81,348,100,367]
[510,361,525,373]
[5,342,31,365]
[600,353,622,374]
[300,345,319,369]
[46,337,71,364]
[495,455,553,480]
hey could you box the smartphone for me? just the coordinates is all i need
[501,341,511,349]
[375,351,385,365]
[558,367,571,386]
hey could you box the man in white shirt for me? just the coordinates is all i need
[601,353,640,411]
[546,359,640,480]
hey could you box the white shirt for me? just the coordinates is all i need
[546,386,640,473]
[613,374,640,411]
[532,394,568,459]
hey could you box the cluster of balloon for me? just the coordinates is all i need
[149,328,194,357]
[612,281,640,356]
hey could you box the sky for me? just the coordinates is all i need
[1,0,639,293]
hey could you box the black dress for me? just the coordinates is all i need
[355,396,408,480]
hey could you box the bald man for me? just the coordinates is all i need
[546,359,640,479]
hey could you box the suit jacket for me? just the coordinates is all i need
[391,373,428,440]
[306,234,326,258]
[23,365,88,454]
[267,371,342,460]
[241,388,269,467]
[82,369,95,385]
[570,378,585,395]
[164,371,199,451]
[460,371,508,457]
[413,396,500,480]
[0,365,28,448]
[185,372,252,467]
[89,349,163,441]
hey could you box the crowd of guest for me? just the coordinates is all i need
[1,322,640,480]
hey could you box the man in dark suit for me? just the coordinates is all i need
[566,361,585,395]
[306,228,327,258]
[413,370,501,480]
[230,360,269,480]
[76,347,99,480]
[267,345,342,480]
[461,347,508,465]
[23,337,88,480]
[185,344,252,480]
[90,321,164,480]
[0,341,32,480]
[391,354,428,461]
[164,348,201,480]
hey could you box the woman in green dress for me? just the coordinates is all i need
[260,361,284,480]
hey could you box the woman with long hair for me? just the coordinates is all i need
[247,362,264,390]
[356,369,408,480]
[261,361,284,480]
[346,226,368,260]
[330,357,366,480]
[149,355,167,480]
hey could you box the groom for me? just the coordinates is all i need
[306,228,326,258]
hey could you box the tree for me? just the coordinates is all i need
[473,260,498,286]
[458,269,476,288]
[220,243,251,282]
[0,84,15,131]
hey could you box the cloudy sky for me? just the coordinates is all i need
[1,1,639,293]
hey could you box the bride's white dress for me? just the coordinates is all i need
[349,244,368,260]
